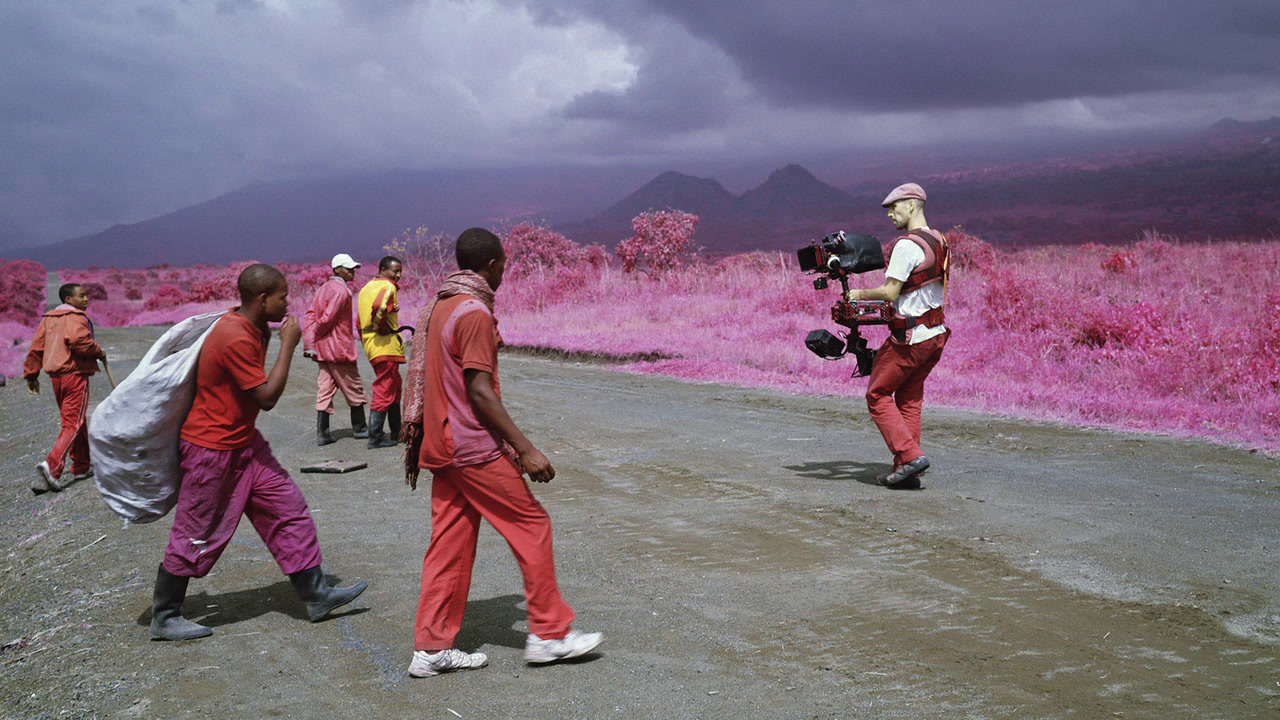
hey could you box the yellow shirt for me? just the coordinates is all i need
[357,277,404,361]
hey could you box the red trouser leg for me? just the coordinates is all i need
[415,456,576,651]
[865,332,948,466]
[315,363,338,413]
[370,358,402,412]
[47,374,91,477]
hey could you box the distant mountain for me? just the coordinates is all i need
[1204,116,1280,140]
[7,166,657,268]
[7,119,1279,267]
[564,164,860,251]
[737,164,854,217]
[589,171,740,227]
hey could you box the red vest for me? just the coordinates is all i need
[890,227,949,294]
[887,228,949,340]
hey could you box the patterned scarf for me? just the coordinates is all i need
[401,270,496,489]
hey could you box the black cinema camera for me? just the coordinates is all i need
[798,231,893,377]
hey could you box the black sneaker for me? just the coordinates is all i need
[880,456,930,489]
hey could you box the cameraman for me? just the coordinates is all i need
[845,183,950,488]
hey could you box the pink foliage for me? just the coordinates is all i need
[143,284,187,311]
[185,261,256,304]
[616,210,700,274]
[43,232,1280,453]
[1101,250,1138,272]
[83,282,109,300]
[0,259,48,326]
[502,222,594,279]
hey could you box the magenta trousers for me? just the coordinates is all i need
[415,456,575,651]
[162,432,322,578]
[866,330,949,467]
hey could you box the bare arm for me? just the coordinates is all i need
[464,368,555,483]
[846,277,904,303]
[251,315,301,410]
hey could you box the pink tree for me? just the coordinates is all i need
[616,210,700,274]
[501,221,593,278]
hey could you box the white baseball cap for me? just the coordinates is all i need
[331,253,361,270]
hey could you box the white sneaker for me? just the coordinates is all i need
[31,461,59,495]
[407,649,489,678]
[524,630,604,664]
[72,467,94,481]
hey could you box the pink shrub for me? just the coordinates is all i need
[617,210,700,274]
[83,282,109,300]
[0,320,36,379]
[1101,250,1137,272]
[185,261,255,304]
[946,228,998,272]
[502,222,586,278]
[0,259,48,326]
[144,284,187,311]
[125,287,142,300]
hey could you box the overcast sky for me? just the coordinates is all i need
[3,0,1278,243]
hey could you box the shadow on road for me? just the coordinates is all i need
[133,578,371,629]
[453,593,531,651]
[782,459,890,487]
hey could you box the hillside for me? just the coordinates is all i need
[7,118,1280,267]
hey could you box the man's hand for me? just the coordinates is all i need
[26,378,39,395]
[519,447,556,483]
[278,315,301,349]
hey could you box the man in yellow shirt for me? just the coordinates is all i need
[358,256,405,448]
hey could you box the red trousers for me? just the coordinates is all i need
[415,456,575,651]
[370,357,402,412]
[162,433,323,578]
[47,373,91,478]
[866,330,949,467]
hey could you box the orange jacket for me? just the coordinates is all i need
[23,305,102,379]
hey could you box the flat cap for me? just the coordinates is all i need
[881,183,927,207]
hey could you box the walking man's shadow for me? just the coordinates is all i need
[783,460,923,490]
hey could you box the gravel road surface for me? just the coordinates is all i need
[2,325,1277,719]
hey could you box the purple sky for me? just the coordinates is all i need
[3,0,1278,245]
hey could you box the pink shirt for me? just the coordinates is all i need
[419,295,505,469]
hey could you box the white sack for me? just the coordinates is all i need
[88,311,225,524]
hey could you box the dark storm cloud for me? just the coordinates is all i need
[532,0,1280,113]
[3,0,1278,244]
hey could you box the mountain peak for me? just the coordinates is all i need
[592,170,738,224]
[738,164,852,215]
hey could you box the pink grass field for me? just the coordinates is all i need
[6,231,1277,453]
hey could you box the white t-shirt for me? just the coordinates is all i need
[884,229,946,344]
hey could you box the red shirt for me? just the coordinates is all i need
[181,312,269,450]
[419,295,505,469]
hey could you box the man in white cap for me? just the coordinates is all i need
[303,253,369,445]
[845,183,950,489]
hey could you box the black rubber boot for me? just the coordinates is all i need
[150,565,213,641]
[317,411,336,446]
[386,402,401,445]
[288,566,368,622]
[350,405,368,439]
[366,410,396,448]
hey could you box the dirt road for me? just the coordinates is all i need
[2,326,1277,719]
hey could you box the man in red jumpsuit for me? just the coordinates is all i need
[401,228,602,677]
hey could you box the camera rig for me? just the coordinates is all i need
[797,231,893,377]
